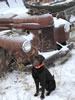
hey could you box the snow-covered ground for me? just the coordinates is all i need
[0,49,75,100]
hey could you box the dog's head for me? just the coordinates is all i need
[31,55,45,67]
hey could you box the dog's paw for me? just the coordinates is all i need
[46,91,50,96]
[34,93,38,96]
[40,95,45,99]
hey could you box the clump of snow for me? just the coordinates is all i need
[0,0,28,15]
[54,17,70,27]
[7,0,24,8]
[0,7,28,15]
[59,45,69,52]
[64,23,71,32]
[14,13,52,20]
[0,30,11,36]
[22,32,34,41]
[13,13,30,19]
[70,15,75,23]
[0,13,16,18]
[0,1,9,11]
[39,50,59,59]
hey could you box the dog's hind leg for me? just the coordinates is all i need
[46,81,56,96]
[46,84,51,96]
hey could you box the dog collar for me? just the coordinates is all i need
[34,63,44,69]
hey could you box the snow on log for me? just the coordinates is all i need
[44,43,74,66]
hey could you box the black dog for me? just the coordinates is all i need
[31,55,56,99]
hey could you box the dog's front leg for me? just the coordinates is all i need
[40,81,45,99]
[34,79,39,96]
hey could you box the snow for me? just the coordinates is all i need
[0,0,28,15]
[0,1,9,11]
[13,13,52,20]
[0,49,75,100]
[7,0,24,8]
[13,13,30,19]
[54,17,70,27]
[42,0,73,6]
[0,0,75,100]
[70,15,75,23]
[22,32,34,41]
[0,13,17,18]
[39,50,59,59]
[51,0,73,6]
[0,30,11,36]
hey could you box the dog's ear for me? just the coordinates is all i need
[38,55,45,64]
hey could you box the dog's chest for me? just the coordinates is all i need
[32,68,45,79]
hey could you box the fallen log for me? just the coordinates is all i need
[45,43,74,66]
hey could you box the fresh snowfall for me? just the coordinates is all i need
[0,0,75,100]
